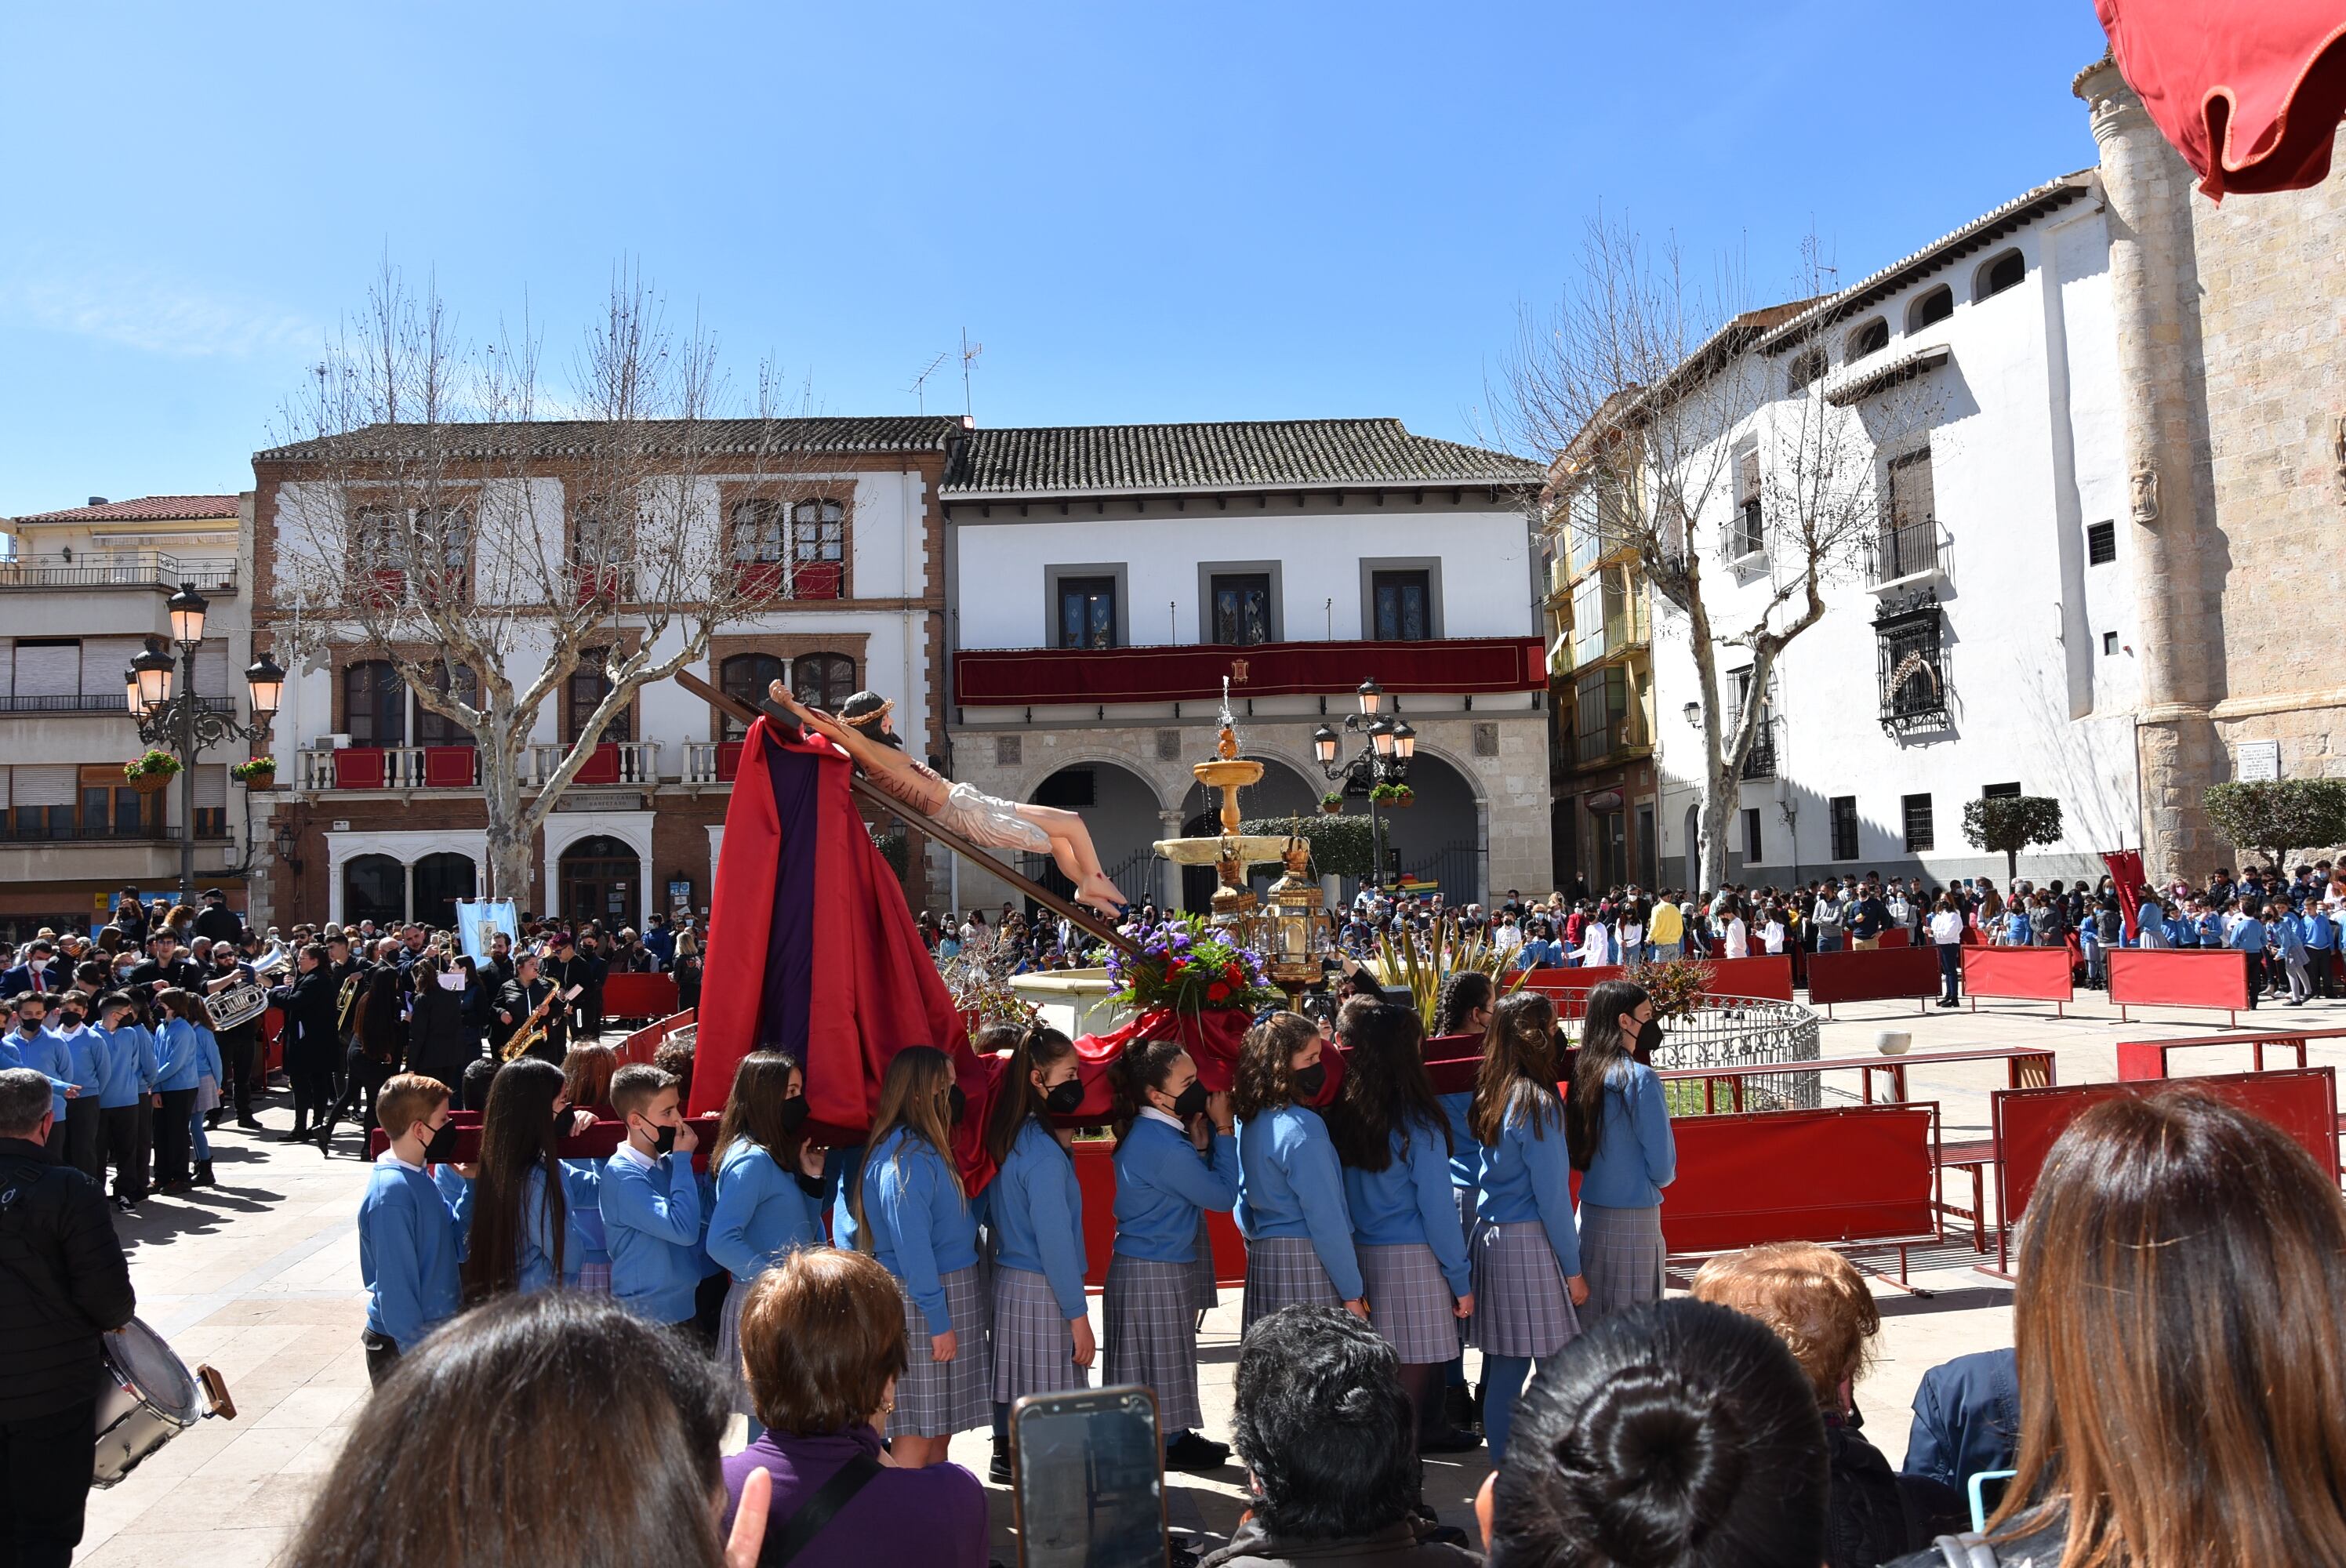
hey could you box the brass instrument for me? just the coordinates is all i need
[206,942,295,1034]
[500,986,560,1062]
[337,972,361,1032]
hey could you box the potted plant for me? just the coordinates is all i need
[1371,782,1415,808]
[125,749,183,795]
[232,755,278,790]
[1319,791,1345,815]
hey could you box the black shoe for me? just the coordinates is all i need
[989,1436,1011,1485]
[1164,1432,1229,1472]
[1418,1425,1483,1454]
[278,1122,312,1142]
[114,1195,136,1213]
[193,1161,216,1187]
[236,1116,263,1131]
[1441,1382,1480,1435]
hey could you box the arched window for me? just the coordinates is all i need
[1787,346,1828,394]
[415,660,479,747]
[1907,285,1954,332]
[343,660,406,746]
[1974,249,2025,302]
[560,835,641,927]
[792,652,857,711]
[343,854,406,926]
[720,652,786,737]
[412,852,477,928]
[1846,318,1889,360]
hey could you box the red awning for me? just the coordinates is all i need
[2097,1,2346,198]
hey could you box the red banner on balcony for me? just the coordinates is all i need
[953,637,1547,706]
[332,747,385,789]
[573,743,621,786]
[422,746,477,789]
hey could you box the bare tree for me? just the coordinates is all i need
[263,262,819,906]
[1502,220,1934,891]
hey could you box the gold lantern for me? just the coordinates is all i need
[1266,837,1327,1000]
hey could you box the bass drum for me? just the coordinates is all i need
[93,1316,222,1487]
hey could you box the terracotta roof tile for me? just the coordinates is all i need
[941,419,1542,496]
[9,494,242,524]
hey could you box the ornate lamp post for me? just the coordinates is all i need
[1313,678,1416,898]
[125,583,284,896]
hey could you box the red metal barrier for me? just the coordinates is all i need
[372,1112,724,1171]
[2115,1029,2322,1080]
[2107,949,2250,1022]
[602,972,680,1022]
[1991,1067,2338,1272]
[1804,945,1941,1014]
[1962,947,2075,1012]
[1876,928,1912,949]
[1073,1140,1248,1288]
[1523,967,1624,993]
[1523,955,1794,1004]
[1661,1103,1940,1261]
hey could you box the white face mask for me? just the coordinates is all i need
[436,971,467,992]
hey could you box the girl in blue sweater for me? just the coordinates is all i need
[1468,991,1589,1466]
[1233,1011,1365,1330]
[460,1058,594,1303]
[852,1045,987,1468]
[708,1050,826,1418]
[151,989,208,1192]
[1104,1036,1237,1474]
[1326,1001,1477,1454]
[979,1024,1092,1483]
[1564,980,1678,1319]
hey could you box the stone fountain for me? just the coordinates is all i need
[1152,679,1301,923]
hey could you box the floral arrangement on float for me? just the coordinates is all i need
[1105,915,1283,1014]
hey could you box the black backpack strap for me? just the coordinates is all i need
[761,1452,883,1567]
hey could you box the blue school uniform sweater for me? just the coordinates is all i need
[1111,1116,1237,1263]
[193,1027,222,1089]
[562,1159,610,1269]
[53,1023,110,1104]
[1341,1116,1471,1297]
[858,1128,980,1336]
[361,1154,471,1348]
[990,1119,1091,1320]
[601,1144,707,1323]
[95,1023,153,1109]
[154,1017,202,1092]
[1237,1104,1364,1301]
[4,1026,74,1120]
[1475,1090,1583,1277]
[2228,916,2268,953]
[1436,1091,1482,1192]
[706,1139,825,1285]
[1576,1061,1679,1210]
[514,1166,585,1293]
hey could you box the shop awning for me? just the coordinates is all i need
[2096,2,2346,198]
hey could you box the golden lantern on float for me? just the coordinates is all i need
[1266,836,1327,1000]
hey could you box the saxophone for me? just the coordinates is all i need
[501,986,558,1062]
[337,972,361,1032]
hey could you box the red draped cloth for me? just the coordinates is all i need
[2097,1,2346,197]
[2101,848,2148,940]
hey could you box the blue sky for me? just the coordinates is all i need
[0,1,2111,512]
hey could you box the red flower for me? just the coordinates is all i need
[1165,959,1185,978]
[1208,982,1231,1002]
[1224,964,1243,983]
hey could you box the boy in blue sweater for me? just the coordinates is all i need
[2,993,76,1162]
[358,1073,471,1386]
[48,991,111,1181]
[601,1062,706,1332]
[93,993,157,1210]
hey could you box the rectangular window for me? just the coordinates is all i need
[1982,781,2021,799]
[2086,520,2116,565]
[1574,666,1634,764]
[1877,448,1938,580]
[1732,449,1764,558]
[9,764,75,840]
[1902,793,1934,852]
[78,765,149,839]
[1208,573,1273,646]
[1741,807,1763,865]
[1567,490,1603,577]
[1056,577,1118,649]
[12,639,81,699]
[1829,796,1860,861]
[2102,631,2119,656]
[1371,570,1433,641]
[566,651,633,743]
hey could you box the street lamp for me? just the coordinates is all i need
[1356,679,1384,718]
[125,584,281,897]
[1316,677,1414,895]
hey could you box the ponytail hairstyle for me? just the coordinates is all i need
[850,1046,962,1247]
[1108,1037,1191,1138]
[1469,990,1561,1148]
[711,1050,807,1171]
[1233,1011,1322,1122]
[462,1057,567,1304]
[1434,969,1497,1040]
[1567,980,1652,1174]
[983,1023,1077,1167]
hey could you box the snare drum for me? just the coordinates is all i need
[93,1316,231,1487]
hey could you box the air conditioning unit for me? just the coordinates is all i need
[308,734,351,751]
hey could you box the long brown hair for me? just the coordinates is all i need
[1566,979,1651,1173]
[561,1044,619,1111]
[1233,1011,1320,1122]
[1324,1003,1448,1172]
[982,1023,1077,1167]
[1433,969,1495,1038]
[155,986,218,1031]
[1998,1090,2346,1566]
[1469,990,1561,1147]
[1107,1037,1190,1139]
[711,1051,806,1169]
[462,1058,566,1304]
[849,1046,961,1244]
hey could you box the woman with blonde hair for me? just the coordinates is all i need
[849,1045,988,1468]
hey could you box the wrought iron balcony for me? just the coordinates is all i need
[0,552,238,593]
[1868,517,1941,585]
[1738,717,1780,780]
[1876,590,1952,735]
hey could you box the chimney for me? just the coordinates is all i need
[87,496,107,507]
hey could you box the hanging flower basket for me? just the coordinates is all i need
[125,748,182,795]
[233,755,278,790]
[1319,793,1345,815]
[1371,782,1415,809]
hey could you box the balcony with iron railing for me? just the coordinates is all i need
[0,694,235,717]
[1737,716,1780,780]
[1574,706,1652,767]
[953,637,1547,707]
[1868,517,1941,586]
[1729,499,1766,562]
[0,552,238,593]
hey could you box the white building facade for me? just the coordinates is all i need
[1627,173,2145,891]
[940,420,1552,913]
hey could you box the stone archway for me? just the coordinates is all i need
[1020,760,1167,923]
[1173,755,1324,915]
[1378,749,1483,904]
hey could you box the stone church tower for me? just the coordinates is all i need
[2077,57,2346,880]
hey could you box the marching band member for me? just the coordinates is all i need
[1233,1011,1365,1328]
[706,1051,826,1420]
[270,942,343,1142]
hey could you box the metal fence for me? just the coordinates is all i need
[1649,995,1823,1112]
[0,553,238,592]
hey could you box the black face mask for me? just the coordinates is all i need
[423,1120,462,1164]
[1042,1078,1085,1116]
[946,1084,968,1126]
[1292,1062,1328,1100]
[551,1106,574,1143]
[777,1094,811,1135]
[1169,1081,1209,1121]
[648,1121,678,1157]
[60,1011,85,1028]
[1632,1016,1665,1060]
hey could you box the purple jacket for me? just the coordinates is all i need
[721,1422,987,1568]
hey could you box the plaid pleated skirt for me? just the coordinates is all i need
[715,1274,756,1417]
[1186,1210,1219,1314]
[1454,1185,1479,1249]
[1577,1203,1666,1321]
[1357,1243,1461,1364]
[886,1264,993,1439]
[993,1265,1088,1404]
[1470,1221,1581,1359]
[1242,1236,1343,1332]
[1104,1254,1204,1433]
[576,1261,612,1295]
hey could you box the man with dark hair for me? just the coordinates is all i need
[124,931,202,996]
[1204,1305,1476,1566]
[192,887,242,946]
[0,1065,137,1566]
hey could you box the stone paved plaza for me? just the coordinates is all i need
[72,988,2346,1564]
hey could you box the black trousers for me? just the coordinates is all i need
[362,1328,401,1388]
[218,1027,262,1117]
[64,1099,104,1181]
[101,1103,148,1202]
[152,1087,198,1185]
[2244,953,2264,1007]
[322,1049,389,1136]
[2,1396,98,1568]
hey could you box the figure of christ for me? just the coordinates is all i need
[764,682,1131,915]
